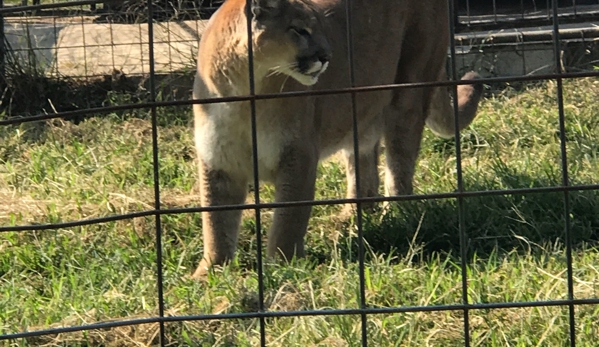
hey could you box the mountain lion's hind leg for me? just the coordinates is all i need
[341,140,381,217]
[382,87,429,197]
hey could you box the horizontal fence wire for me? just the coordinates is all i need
[3,298,599,341]
[2,183,599,233]
[2,71,599,127]
[0,0,598,345]
[0,0,99,13]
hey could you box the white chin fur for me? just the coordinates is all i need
[305,61,329,75]
[292,73,319,86]
[305,61,323,74]
[285,62,326,86]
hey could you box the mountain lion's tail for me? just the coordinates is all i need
[425,71,483,139]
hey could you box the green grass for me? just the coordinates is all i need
[1,78,599,346]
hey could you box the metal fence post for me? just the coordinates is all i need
[0,0,5,81]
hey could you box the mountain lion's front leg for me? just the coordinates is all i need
[267,144,318,261]
[192,161,248,278]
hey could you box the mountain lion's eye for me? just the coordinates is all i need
[290,27,312,37]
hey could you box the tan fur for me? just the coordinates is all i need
[192,0,483,277]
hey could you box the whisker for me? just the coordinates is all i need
[278,62,299,70]
[279,75,291,93]
[266,69,283,78]
[266,62,298,78]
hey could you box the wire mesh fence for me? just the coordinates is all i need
[0,0,599,346]
[455,0,599,31]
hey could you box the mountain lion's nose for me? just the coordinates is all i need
[318,54,330,64]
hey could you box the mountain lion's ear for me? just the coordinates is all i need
[250,0,283,20]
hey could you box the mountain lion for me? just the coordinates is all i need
[192,0,483,277]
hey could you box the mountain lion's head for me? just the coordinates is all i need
[249,0,332,86]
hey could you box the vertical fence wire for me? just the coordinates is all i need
[520,33,527,76]
[109,16,115,73]
[244,1,267,345]
[147,1,167,345]
[52,15,59,76]
[343,0,368,345]
[493,0,498,23]
[447,1,471,346]
[0,0,4,80]
[551,0,577,346]
[79,4,88,83]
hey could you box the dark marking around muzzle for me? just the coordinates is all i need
[297,49,331,74]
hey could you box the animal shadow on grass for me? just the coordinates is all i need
[226,160,599,273]
[350,174,599,265]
